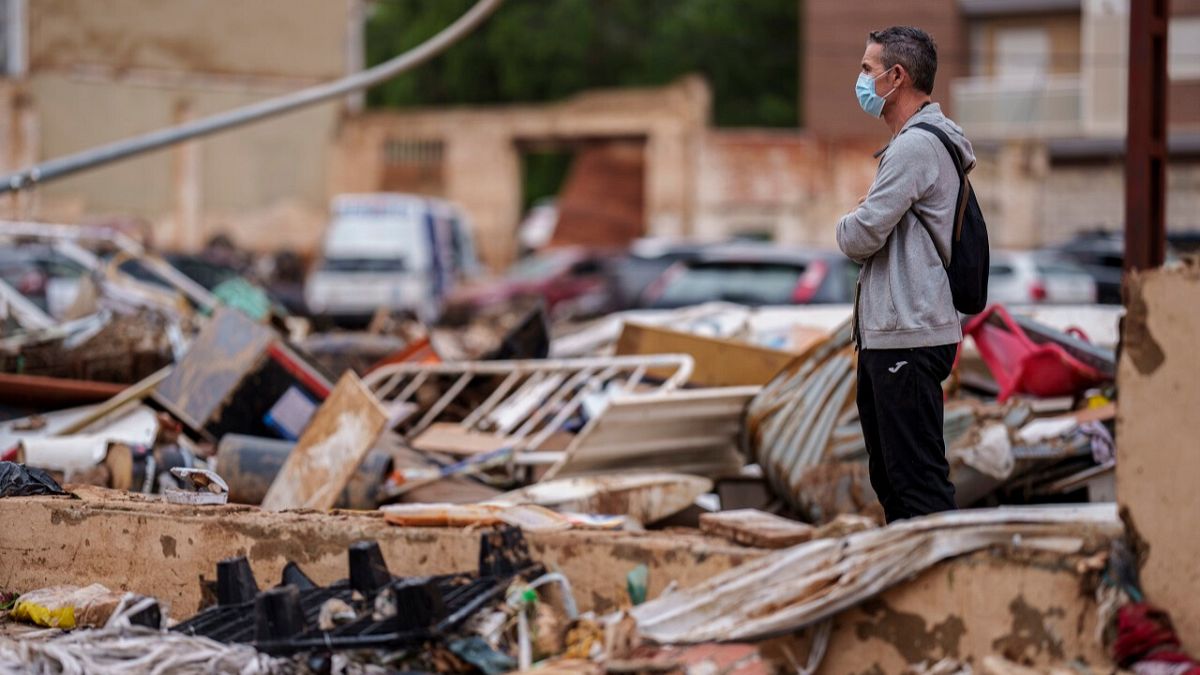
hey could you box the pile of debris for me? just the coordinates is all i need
[0,221,1173,673]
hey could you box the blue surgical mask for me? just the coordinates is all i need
[856,69,896,118]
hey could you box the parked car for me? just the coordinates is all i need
[444,247,620,321]
[638,244,857,309]
[609,239,709,310]
[1048,231,1125,304]
[304,194,481,323]
[987,250,1097,305]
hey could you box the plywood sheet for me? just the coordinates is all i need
[261,372,389,511]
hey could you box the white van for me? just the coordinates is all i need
[304,194,481,322]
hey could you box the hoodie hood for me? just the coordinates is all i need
[901,102,976,172]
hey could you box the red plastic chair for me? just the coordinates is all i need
[962,305,1111,402]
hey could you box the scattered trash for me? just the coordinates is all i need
[174,531,546,659]
[626,565,649,606]
[0,222,1154,675]
[496,474,711,524]
[0,462,66,498]
[214,433,393,509]
[964,305,1113,402]
[162,468,229,506]
[9,584,157,630]
[0,626,281,674]
[155,308,332,441]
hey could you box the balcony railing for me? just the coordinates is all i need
[951,74,1084,139]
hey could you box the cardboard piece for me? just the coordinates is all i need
[616,322,795,387]
[261,372,389,511]
[699,509,815,549]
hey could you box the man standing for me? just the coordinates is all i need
[836,26,974,523]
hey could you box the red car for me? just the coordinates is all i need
[443,248,619,320]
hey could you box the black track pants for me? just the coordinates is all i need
[856,344,958,523]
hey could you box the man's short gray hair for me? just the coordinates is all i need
[868,26,938,95]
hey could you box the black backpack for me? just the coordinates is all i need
[908,122,989,315]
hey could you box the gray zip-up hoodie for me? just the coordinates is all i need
[836,103,974,350]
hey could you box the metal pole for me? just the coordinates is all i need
[1124,0,1169,273]
[0,0,504,194]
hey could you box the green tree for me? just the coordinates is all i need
[364,0,799,127]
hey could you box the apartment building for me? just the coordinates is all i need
[802,0,1200,246]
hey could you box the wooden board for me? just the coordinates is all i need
[261,372,389,511]
[409,422,511,456]
[616,323,796,387]
[700,509,815,549]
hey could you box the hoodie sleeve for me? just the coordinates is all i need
[837,133,940,262]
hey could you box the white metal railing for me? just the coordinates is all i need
[363,354,695,456]
[951,74,1084,139]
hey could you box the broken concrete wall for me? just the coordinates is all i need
[1,489,1113,672]
[0,488,755,617]
[815,551,1108,673]
[1117,260,1200,652]
[4,0,352,252]
[27,0,349,80]
[330,77,709,269]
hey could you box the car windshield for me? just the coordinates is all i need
[324,214,429,269]
[654,262,804,307]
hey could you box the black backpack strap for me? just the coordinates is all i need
[907,122,970,245]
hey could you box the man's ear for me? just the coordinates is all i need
[891,65,907,90]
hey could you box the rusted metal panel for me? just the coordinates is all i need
[155,308,276,431]
[0,372,125,407]
[630,505,1121,644]
[1123,0,1169,273]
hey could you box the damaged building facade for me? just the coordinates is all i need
[0,0,362,251]
[0,0,1196,269]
